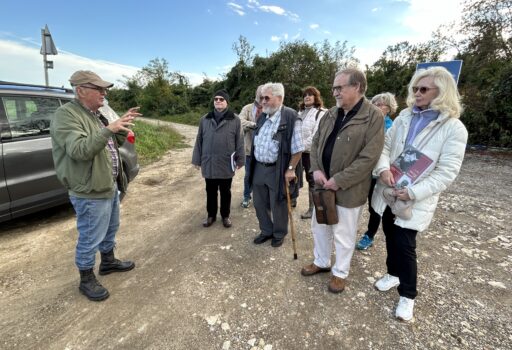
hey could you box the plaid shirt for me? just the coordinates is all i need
[254,109,304,163]
[95,112,119,180]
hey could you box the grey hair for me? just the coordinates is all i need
[261,82,285,99]
[255,84,264,102]
[371,92,398,115]
[334,68,367,94]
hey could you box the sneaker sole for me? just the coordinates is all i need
[396,315,414,323]
[374,282,400,292]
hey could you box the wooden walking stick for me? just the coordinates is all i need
[285,179,298,260]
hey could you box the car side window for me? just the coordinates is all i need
[1,96,60,139]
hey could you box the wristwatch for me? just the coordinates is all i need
[288,165,295,171]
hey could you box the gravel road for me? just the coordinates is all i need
[0,120,510,350]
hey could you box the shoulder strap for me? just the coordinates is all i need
[315,109,322,121]
[416,118,449,150]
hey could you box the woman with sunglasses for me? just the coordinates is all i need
[297,86,327,219]
[356,92,397,250]
[371,66,468,322]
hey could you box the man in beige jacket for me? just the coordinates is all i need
[238,85,263,208]
[301,68,384,293]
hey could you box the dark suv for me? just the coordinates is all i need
[0,81,139,223]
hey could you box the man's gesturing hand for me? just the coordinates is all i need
[107,107,142,133]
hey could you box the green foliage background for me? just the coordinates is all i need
[109,0,512,147]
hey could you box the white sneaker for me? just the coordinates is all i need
[374,274,400,291]
[395,296,415,322]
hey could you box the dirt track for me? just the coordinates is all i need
[0,120,511,350]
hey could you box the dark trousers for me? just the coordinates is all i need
[205,178,232,219]
[243,155,252,200]
[301,152,314,191]
[366,177,381,238]
[382,206,418,299]
[252,162,288,239]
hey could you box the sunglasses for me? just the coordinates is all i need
[412,86,438,94]
[260,95,272,102]
[80,85,109,93]
[214,97,225,102]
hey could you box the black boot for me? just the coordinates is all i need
[301,191,314,219]
[99,249,135,275]
[79,268,109,301]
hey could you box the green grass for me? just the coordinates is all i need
[154,110,206,126]
[132,120,188,166]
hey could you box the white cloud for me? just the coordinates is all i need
[260,5,285,15]
[354,0,462,67]
[323,30,331,35]
[310,24,319,30]
[0,39,139,88]
[372,7,379,12]
[227,2,245,16]
[0,39,208,88]
[254,21,259,25]
[271,35,280,42]
[255,4,300,22]
[400,0,461,43]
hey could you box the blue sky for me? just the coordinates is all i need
[0,0,462,87]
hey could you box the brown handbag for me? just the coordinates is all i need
[312,189,338,225]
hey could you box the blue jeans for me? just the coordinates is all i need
[243,155,252,200]
[70,190,120,270]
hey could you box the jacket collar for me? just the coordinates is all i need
[326,98,373,124]
[206,109,235,120]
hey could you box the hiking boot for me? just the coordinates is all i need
[79,269,109,301]
[395,296,415,322]
[356,233,374,250]
[99,249,135,275]
[374,273,400,291]
[241,198,251,208]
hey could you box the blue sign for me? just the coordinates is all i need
[416,60,463,85]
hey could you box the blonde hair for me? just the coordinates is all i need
[371,92,398,115]
[406,66,462,118]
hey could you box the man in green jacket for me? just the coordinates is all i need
[300,68,384,293]
[50,70,141,301]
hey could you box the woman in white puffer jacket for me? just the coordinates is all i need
[371,66,468,322]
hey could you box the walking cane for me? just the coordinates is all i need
[285,179,298,260]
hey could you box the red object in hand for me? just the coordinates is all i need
[127,130,136,144]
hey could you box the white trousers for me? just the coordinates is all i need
[311,205,363,279]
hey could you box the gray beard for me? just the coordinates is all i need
[263,105,280,115]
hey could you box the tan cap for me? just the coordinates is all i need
[69,70,114,88]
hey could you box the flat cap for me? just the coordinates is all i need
[69,70,113,88]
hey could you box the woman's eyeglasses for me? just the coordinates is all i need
[412,86,437,94]
[214,97,225,102]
